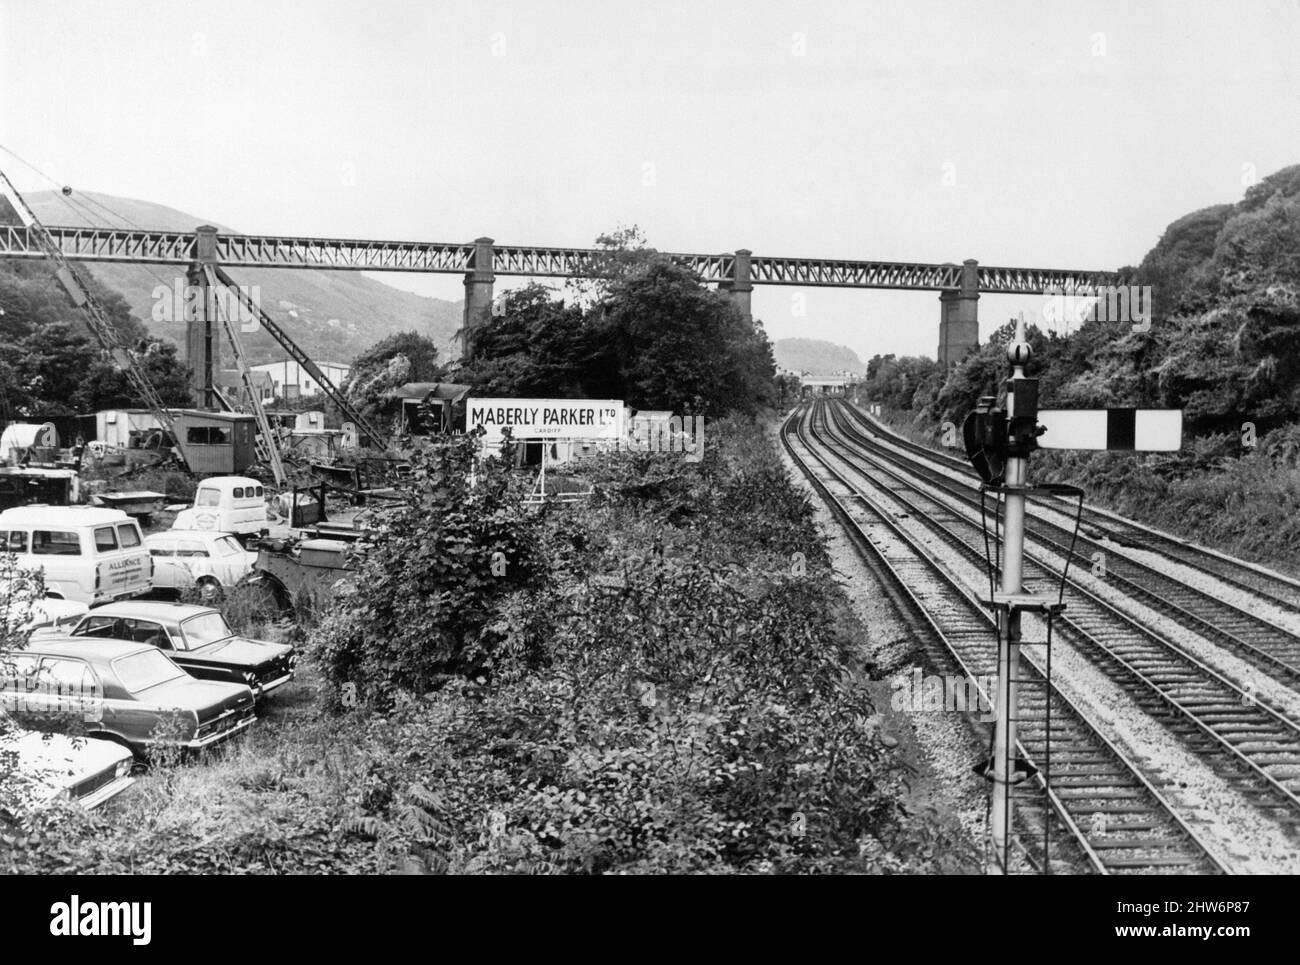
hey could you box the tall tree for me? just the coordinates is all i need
[343,331,441,420]
[460,284,613,398]
[602,260,775,414]
[564,224,662,307]
[81,337,194,411]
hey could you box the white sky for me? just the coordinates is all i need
[2,0,1298,361]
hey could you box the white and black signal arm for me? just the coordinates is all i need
[962,337,1181,483]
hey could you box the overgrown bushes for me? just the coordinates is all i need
[870,403,1300,577]
[1033,425,1300,575]
[305,416,975,873]
[312,434,548,705]
[1,417,977,874]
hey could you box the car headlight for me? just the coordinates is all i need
[242,670,258,684]
[115,760,132,779]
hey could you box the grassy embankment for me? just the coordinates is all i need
[2,415,977,874]
[872,404,1300,579]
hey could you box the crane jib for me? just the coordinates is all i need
[214,265,385,448]
[1,165,191,471]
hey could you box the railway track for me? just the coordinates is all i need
[832,401,1300,686]
[781,403,1230,875]
[842,400,1300,615]
[811,399,1300,832]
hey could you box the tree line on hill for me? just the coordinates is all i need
[0,261,192,423]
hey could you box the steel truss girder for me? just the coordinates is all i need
[0,226,1116,293]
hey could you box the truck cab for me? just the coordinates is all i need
[172,476,269,539]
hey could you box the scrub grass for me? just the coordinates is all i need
[2,416,979,875]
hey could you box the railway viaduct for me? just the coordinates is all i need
[0,223,1118,386]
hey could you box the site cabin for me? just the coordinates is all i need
[171,411,259,476]
[172,476,270,539]
[293,410,327,431]
[0,505,152,605]
[95,409,161,450]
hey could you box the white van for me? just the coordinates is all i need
[172,476,269,538]
[0,506,152,605]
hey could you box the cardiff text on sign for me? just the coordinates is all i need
[467,398,625,442]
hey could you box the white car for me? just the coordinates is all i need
[144,530,258,601]
[0,592,89,634]
[21,597,90,633]
[1,729,135,810]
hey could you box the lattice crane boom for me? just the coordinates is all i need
[213,265,387,449]
[0,168,191,470]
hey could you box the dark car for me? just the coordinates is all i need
[0,639,255,756]
[49,601,297,698]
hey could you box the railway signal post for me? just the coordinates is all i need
[962,315,1182,873]
[963,316,1051,872]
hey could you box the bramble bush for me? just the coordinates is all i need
[311,433,549,706]
[308,415,977,873]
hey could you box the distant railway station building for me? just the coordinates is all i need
[800,374,858,396]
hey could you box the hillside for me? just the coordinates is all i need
[773,337,866,375]
[858,163,1300,571]
[26,191,463,365]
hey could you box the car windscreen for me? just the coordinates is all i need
[212,536,242,558]
[180,611,235,648]
[195,488,221,507]
[112,650,186,693]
